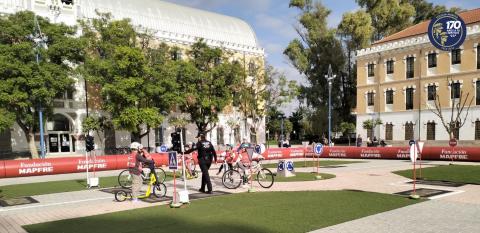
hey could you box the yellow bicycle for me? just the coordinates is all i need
[114,172,167,202]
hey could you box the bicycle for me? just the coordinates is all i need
[222,158,274,189]
[118,165,166,188]
[179,153,198,179]
[114,170,167,202]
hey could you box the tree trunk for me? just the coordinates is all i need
[27,130,39,159]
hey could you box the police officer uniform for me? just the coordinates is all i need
[185,133,217,194]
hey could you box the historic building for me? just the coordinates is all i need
[0,0,265,157]
[356,8,480,145]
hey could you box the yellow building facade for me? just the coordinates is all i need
[356,9,480,145]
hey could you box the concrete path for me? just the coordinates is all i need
[0,159,479,233]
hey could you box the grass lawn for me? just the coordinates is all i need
[24,190,420,233]
[263,160,363,169]
[274,172,335,182]
[393,164,480,184]
[0,172,175,199]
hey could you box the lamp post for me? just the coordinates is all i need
[29,15,48,159]
[279,114,285,148]
[324,65,336,146]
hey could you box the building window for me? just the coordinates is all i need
[427,85,437,101]
[451,49,461,64]
[217,127,224,145]
[172,50,182,61]
[427,122,435,140]
[450,121,460,140]
[406,88,414,110]
[405,122,414,140]
[248,61,256,76]
[55,90,74,100]
[367,128,373,140]
[385,90,393,104]
[475,120,480,140]
[476,80,480,105]
[406,57,414,79]
[368,64,375,77]
[367,92,375,106]
[450,82,461,99]
[477,45,480,69]
[385,123,393,140]
[386,60,394,74]
[428,53,437,68]
[61,0,73,5]
[155,127,164,146]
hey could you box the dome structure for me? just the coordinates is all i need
[80,0,263,54]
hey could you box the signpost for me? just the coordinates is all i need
[449,138,457,163]
[168,151,181,208]
[302,141,309,167]
[314,143,323,180]
[159,145,168,153]
[409,144,420,199]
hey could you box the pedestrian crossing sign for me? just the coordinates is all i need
[168,151,178,170]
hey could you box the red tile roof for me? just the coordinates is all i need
[373,8,480,45]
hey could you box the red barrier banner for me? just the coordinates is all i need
[1,147,479,178]
[0,160,5,178]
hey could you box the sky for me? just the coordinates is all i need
[164,0,479,116]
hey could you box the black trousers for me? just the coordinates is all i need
[199,158,212,192]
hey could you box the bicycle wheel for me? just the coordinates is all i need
[222,170,242,189]
[118,170,133,188]
[115,190,129,202]
[153,183,167,198]
[155,167,166,183]
[256,168,274,188]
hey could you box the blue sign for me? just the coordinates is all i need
[314,143,323,155]
[277,161,285,171]
[160,145,168,152]
[255,145,261,154]
[286,161,294,171]
[428,12,466,51]
[409,139,416,146]
[168,151,177,170]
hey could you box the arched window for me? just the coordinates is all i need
[405,122,414,140]
[427,122,435,140]
[475,120,480,140]
[385,123,393,140]
[52,114,70,132]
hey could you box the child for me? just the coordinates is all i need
[217,144,234,175]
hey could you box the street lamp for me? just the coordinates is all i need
[324,64,336,146]
[278,114,286,148]
[28,15,48,159]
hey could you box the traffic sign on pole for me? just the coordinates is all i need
[168,151,178,170]
[449,138,457,147]
[314,143,323,155]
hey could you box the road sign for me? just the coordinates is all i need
[409,139,416,146]
[409,144,418,163]
[314,143,323,155]
[168,151,178,170]
[160,145,168,152]
[277,161,285,171]
[417,141,424,153]
[254,144,266,154]
[286,161,294,171]
[449,138,457,147]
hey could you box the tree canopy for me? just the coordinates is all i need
[0,11,85,158]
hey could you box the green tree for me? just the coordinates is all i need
[0,108,15,132]
[81,12,174,141]
[362,118,383,138]
[284,0,348,132]
[339,122,356,146]
[176,40,243,133]
[0,11,84,158]
[356,0,415,40]
[401,0,461,24]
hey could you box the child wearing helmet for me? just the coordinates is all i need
[216,144,235,175]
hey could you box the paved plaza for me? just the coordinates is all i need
[0,159,479,233]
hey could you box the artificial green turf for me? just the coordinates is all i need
[393,165,480,184]
[274,172,335,182]
[24,191,420,233]
[0,172,175,199]
[263,160,363,169]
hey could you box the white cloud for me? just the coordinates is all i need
[255,13,297,38]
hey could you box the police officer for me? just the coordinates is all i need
[185,132,217,194]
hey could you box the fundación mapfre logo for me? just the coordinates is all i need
[428,12,467,51]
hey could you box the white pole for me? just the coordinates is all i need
[86,149,89,188]
[180,129,187,191]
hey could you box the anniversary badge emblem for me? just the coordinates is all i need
[428,12,466,51]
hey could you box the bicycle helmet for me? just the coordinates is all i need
[130,142,140,150]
